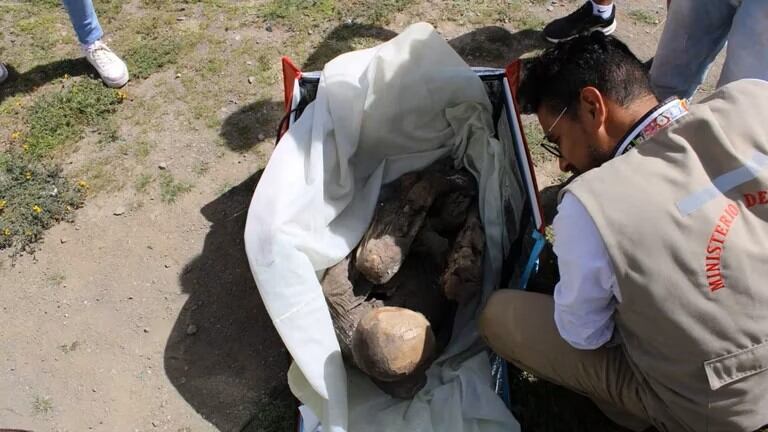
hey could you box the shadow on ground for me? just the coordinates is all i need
[509,365,632,432]
[163,171,294,432]
[449,27,547,67]
[167,24,552,432]
[0,58,93,103]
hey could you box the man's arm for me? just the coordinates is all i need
[551,192,620,350]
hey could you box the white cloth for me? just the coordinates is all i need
[552,192,620,350]
[244,22,523,432]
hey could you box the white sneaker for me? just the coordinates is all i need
[0,63,8,84]
[83,40,129,88]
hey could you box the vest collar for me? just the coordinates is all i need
[611,97,689,158]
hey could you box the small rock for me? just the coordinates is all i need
[257,133,266,141]
[246,60,253,65]
[176,16,186,21]
[127,296,134,300]
[186,324,198,335]
[265,24,273,32]
[113,207,126,216]
[152,420,159,427]
[164,263,171,269]
[60,238,67,244]
[175,73,181,79]
[158,162,168,170]
[143,328,150,333]
[92,388,97,393]
[546,5,554,11]
[248,76,255,84]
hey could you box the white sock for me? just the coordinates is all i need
[590,0,614,19]
[81,40,101,52]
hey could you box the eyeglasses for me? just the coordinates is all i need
[540,106,567,159]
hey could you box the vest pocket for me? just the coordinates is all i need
[704,340,768,390]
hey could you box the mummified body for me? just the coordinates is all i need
[321,160,485,398]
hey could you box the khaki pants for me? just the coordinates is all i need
[478,290,653,431]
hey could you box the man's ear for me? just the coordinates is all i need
[579,86,606,131]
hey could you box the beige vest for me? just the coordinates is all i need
[565,79,768,432]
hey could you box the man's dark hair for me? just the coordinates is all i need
[518,32,653,116]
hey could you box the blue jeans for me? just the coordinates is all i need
[61,0,103,46]
[650,0,768,100]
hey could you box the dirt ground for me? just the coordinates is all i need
[0,1,724,431]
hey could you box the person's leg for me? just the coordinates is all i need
[718,0,768,87]
[478,290,650,431]
[650,0,736,100]
[62,0,129,88]
[61,0,103,46]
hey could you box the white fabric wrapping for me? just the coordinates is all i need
[244,22,523,432]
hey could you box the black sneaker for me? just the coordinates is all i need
[543,1,617,43]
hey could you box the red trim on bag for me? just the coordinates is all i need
[282,56,302,112]
[280,57,302,139]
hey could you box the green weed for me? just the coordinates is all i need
[628,9,659,26]
[133,139,153,160]
[47,271,66,288]
[135,173,154,193]
[193,161,210,176]
[159,172,192,203]
[24,78,122,157]
[514,14,546,30]
[0,153,86,255]
[261,0,337,26]
[125,37,182,79]
[31,395,54,416]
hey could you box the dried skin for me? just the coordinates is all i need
[323,163,483,399]
[351,307,436,382]
[441,207,484,304]
[321,257,380,360]
[355,174,448,284]
[430,190,473,233]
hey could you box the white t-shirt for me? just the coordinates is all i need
[552,192,621,350]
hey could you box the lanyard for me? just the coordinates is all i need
[612,98,689,158]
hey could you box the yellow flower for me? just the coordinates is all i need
[24,171,32,180]
[2,228,10,236]
[0,199,5,210]
[77,180,89,189]
[116,90,127,102]
[32,205,42,214]
[10,131,21,141]
[22,144,29,152]
[63,73,70,80]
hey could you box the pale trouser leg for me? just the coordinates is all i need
[650,0,735,100]
[718,0,768,87]
[478,290,650,431]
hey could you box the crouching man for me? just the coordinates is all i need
[480,33,768,432]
